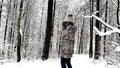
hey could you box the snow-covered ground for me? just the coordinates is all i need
[0,54,117,68]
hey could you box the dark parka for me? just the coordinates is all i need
[60,24,77,58]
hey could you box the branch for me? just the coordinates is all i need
[93,26,116,36]
[111,0,118,8]
[92,14,120,33]
[92,14,114,30]
[84,13,120,36]
[115,24,120,27]
[106,41,120,46]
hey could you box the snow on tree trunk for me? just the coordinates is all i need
[17,0,24,62]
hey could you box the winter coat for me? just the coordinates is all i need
[60,24,77,58]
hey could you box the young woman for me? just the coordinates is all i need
[60,14,77,68]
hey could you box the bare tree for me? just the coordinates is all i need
[10,0,18,46]
[117,0,120,44]
[52,0,56,23]
[117,0,119,28]
[17,0,24,62]
[89,0,93,58]
[103,0,108,57]
[0,0,3,26]
[41,0,54,60]
[3,0,12,46]
[94,0,101,60]
[22,0,31,58]
[2,0,12,60]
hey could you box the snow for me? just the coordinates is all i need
[0,54,116,68]
[115,46,120,51]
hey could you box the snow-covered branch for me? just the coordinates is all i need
[111,0,118,8]
[93,27,116,36]
[106,41,120,46]
[84,13,120,36]
[92,14,114,30]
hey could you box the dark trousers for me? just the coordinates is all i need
[61,58,72,68]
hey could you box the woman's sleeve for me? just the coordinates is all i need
[59,31,62,45]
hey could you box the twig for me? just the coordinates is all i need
[111,0,118,8]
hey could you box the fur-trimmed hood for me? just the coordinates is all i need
[63,14,75,23]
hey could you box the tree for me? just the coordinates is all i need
[52,0,56,23]
[10,0,18,45]
[78,18,85,54]
[78,10,87,54]
[22,0,30,58]
[2,0,12,60]
[94,0,101,60]
[117,0,120,44]
[3,0,12,46]
[89,0,93,58]
[17,0,24,62]
[0,0,3,26]
[41,0,54,60]
[103,0,108,57]
[117,0,119,28]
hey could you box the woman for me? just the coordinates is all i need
[60,14,77,68]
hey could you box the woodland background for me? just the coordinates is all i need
[0,0,120,65]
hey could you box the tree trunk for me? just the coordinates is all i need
[117,0,119,27]
[2,0,12,60]
[41,0,54,60]
[52,0,56,23]
[17,0,24,62]
[0,0,3,26]
[22,0,30,58]
[78,15,85,54]
[103,0,108,58]
[117,0,120,44]
[11,0,18,46]
[39,0,45,42]
[3,0,12,46]
[89,0,93,58]
[94,0,101,60]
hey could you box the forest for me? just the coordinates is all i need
[0,0,120,67]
